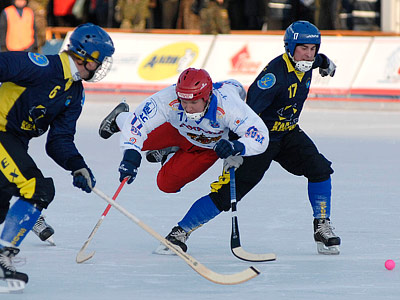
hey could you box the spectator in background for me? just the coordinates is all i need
[264,0,292,30]
[115,0,151,30]
[351,0,380,31]
[0,0,38,52]
[28,0,49,52]
[192,0,230,34]
[314,0,341,30]
[227,0,246,30]
[177,0,200,30]
[284,0,315,28]
[86,0,116,28]
[244,0,266,30]
[53,0,77,27]
[160,0,180,29]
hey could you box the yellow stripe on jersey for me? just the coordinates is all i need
[59,52,74,91]
[0,82,26,131]
[0,143,36,199]
[282,53,305,82]
[210,170,230,193]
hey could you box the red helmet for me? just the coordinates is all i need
[176,68,213,101]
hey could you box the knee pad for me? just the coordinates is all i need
[25,177,55,210]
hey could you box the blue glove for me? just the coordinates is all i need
[319,54,336,77]
[213,139,244,159]
[72,167,96,193]
[119,149,141,184]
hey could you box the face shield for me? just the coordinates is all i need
[85,56,113,82]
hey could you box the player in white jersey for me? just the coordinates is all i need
[99,68,269,194]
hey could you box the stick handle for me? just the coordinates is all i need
[102,177,129,216]
[76,177,129,263]
[229,167,237,213]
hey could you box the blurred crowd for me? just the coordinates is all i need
[0,0,381,52]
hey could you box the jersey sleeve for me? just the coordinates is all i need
[221,85,269,156]
[45,89,87,171]
[0,52,51,85]
[246,67,280,114]
[118,88,171,153]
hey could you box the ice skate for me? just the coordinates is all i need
[146,146,179,165]
[154,226,189,255]
[32,215,56,246]
[313,218,340,255]
[99,101,129,139]
[0,247,28,293]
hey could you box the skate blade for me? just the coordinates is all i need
[0,279,25,294]
[316,242,340,255]
[153,243,177,256]
[45,236,56,246]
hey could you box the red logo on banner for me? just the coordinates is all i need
[229,45,261,75]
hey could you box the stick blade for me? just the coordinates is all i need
[76,251,95,263]
[197,265,260,285]
[231,246,276,262]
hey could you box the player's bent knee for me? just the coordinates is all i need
[157,173,184,194]
[26,177,55,210]
[209,192,231,212]
[157,177,181,193]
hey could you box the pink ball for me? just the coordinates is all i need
[385,259,395,270]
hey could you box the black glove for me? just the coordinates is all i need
[119,149,141,184]
[319,54,336,77]
[72,167,96,193]
[213,139,244,159]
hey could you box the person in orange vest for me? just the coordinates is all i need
[0,0,38,52]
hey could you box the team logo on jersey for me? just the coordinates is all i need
[245,126,265,144]
[257,73,276,89]
[306,78,311,89]
[65,96,72,106]
[130,126,142,136]
[233,117,247,131]
[124,137,137,146]
[139,99,157,123]
[169,99,180,111]
[209,120,220,128]
[28,52,49,67]
[216,107,225,119]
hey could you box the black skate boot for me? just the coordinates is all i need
[0,246,28,293]
[146,147,179,165]
[99,101,129,139]
[33,215,55,245]
[154,226,190,255]
[313,218,341,255]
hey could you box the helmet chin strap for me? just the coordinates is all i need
[83,62,97,81]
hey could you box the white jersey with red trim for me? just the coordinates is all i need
[117,80,269,156]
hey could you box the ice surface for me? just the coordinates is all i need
[5,95,400,299]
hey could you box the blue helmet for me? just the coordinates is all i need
[68,23,115,64]
[284,21,321,58]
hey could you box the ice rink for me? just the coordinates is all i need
[4,94,400,299]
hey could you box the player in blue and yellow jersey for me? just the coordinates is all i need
[159,21,341,256]
[0,23,114,291]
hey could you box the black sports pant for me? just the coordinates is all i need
[0,132,54,223]
[210,126,334,211]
